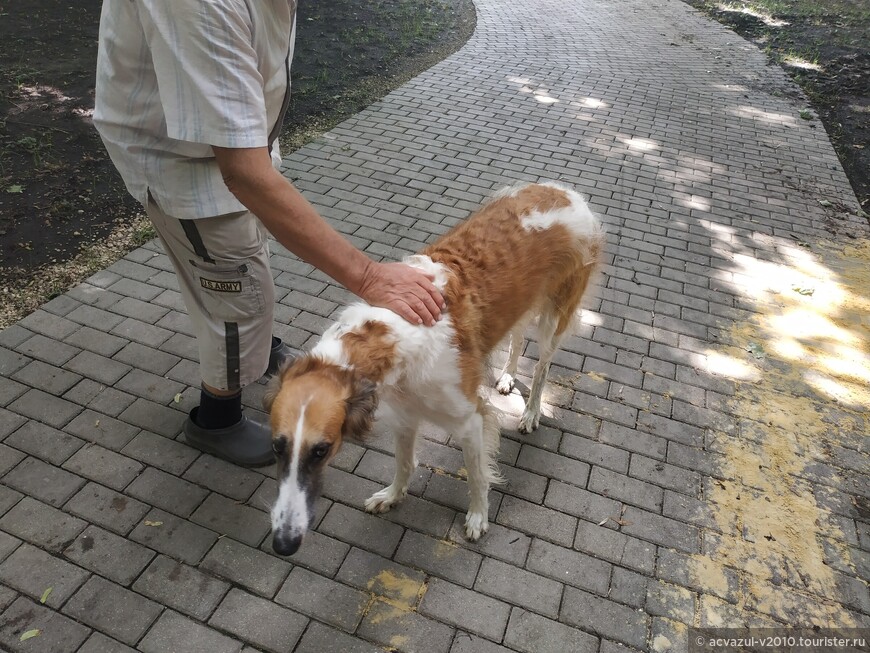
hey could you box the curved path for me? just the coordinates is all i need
[0,0,868,651]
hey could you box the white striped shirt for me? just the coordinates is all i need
[94,0,297,219]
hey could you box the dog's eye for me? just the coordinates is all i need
[310,443,330,460]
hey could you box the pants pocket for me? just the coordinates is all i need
[191,258,265,321]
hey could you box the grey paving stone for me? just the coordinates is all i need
[65,350,132,385]
[423,472,502,521]
[544,479,622,524]
[0,542,89,609]
[562,586,649,649]
[133,555,229,620]
[61,445,143,490]
[0,584,16,612]
[7,388,81,428]
[621,506,700,554]
[64,325,129,358]
[65,482,150,535]
[295,621,383,653]
[3,419,84,465]
[451,633,515,653]
[190,493,270,547]
[115,369,184,405]
[394,529,482,587]
[65,409,140,451]
[336,547,426,609]
[0,596,90,653]
[200,536,292,598]
[319,502,404,558]
[118,398,185,438]
[446,513,531,566]
[0,347,31,377]
[589,465,664,513]
[475,557,563,619]
[12,359,82,395]
[77,632,138,653]
[499,463,549,503]
[574,520,656,575]
[0,443,26,476]
[526,537,612,596]
[497,495,576,547]
[209,588,308,653]
[121,429,198,474]
[630,454,701,497]
[358,598,455,653]
[275,566,369,632]
[64,575,162,645]
[420,576,511,640]
[139,611,242,653]
[0,325,32,349]
[504,608,598,653]
[609,566,649,609]
[15,334,79,366]
[0,497,87,553]
[3,456,85,507]
[62,524,154,585]
[113,341,181,377]
[129,508,219,565]
[275,527,349,576]
[559,432,631,474]
[0,378,27,407]
[646,579,696,624]
[0,486,22,523]
[126,467,209,517]
[182,454,263,501]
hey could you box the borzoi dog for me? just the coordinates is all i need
[264,182,603,555]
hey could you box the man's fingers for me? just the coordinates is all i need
[415,284,442,322]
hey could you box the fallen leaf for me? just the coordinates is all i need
[799,108,813,120]
[818,199,832,207]
[792,286,815,296]
[39,587,52,604]
[746,342,765,359]
[6,185,24,194]
[94,419,100,427]
[143,520,163,527]
[598,517,609,526]
[20,630,40,642]
[173,393,182,404]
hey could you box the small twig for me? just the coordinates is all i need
[5,119,71,134]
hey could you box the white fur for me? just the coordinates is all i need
[271,401,310,540]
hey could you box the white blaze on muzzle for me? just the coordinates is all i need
[270,401,310,538]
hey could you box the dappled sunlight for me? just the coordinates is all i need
[716,2,789,28]
[729,105,798,126]
[18,83,73,103]
[576,97,608,109]
[534,93,558,105]
[705,351,761,382]
[782,55,822,72]
[619,136,658,151]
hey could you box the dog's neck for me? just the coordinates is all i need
[313,317,399,386]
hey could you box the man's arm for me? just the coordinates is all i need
[213,146,444,326]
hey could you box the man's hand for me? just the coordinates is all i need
[356,261,445,326]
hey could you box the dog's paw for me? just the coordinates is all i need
[495,373,515,395]
[464,511,489,541]
[517,410,540,434]
[364,486,405,514]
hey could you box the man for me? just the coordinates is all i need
[94,1,443,466]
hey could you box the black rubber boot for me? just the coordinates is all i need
[266,337,300,376]
[183,407,274,466]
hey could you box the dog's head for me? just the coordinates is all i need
[263,355,378,555]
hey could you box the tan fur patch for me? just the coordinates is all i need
[423,184,601,400]
[339,320,398,383]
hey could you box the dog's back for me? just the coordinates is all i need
[421,182,604,399]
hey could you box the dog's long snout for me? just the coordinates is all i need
[272,530,303,556]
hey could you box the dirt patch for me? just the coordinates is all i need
[0,0,475,328]
[681,0,869,216]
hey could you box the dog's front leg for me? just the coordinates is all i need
[456,412,490,541]
[364,413,419,514]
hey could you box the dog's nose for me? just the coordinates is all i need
[272,531,302,556]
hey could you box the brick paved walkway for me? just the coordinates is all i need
[1,0,868,651]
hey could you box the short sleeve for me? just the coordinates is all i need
[138,0,269,148]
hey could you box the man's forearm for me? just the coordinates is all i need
[214,146,373,295]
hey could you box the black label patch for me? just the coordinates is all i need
[200,278,242,293]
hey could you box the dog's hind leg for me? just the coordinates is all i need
[364,409,420,514]
[496,317,529,395]
[518,308,559,434]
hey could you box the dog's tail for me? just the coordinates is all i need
[480,399,505,486]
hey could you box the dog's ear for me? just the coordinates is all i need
[342,376,379,442]
[262,373,281,413]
